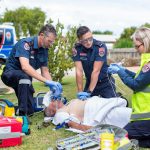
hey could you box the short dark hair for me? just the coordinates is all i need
[39,24,57,37]
[44,107,52,117]
[77,26,91,39]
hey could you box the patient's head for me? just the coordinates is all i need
[44,100,64,117]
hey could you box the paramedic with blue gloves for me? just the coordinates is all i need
[108,27,150,148]
[72,26,118,100]
[45,81,63,99]
[1,24,62,116]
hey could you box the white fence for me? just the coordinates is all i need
[108,48,140,62]
[107,48,141,66]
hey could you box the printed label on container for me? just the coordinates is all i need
[0,126,11,134]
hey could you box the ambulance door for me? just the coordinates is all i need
[0,27,14,63]
[0,28,4,50]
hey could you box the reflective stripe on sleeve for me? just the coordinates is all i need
[131,112,150,120]
[141,87,150,93]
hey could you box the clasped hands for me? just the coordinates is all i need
[77,91,91,100]
[45,80,62,99]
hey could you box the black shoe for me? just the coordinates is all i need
[14,106,19,116]
[19,110,26,116]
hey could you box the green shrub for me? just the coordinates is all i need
[114,38,133,48]
[47,20,77,82]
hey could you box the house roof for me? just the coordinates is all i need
[93,34,118,43]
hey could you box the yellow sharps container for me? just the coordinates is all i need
[101,132,114,150]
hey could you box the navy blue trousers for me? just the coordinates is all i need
[1,69,34,115]
[124,120,150,148]
[84,76,117,98]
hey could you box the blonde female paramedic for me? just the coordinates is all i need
[108,27,150,148]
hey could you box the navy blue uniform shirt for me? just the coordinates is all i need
[118,63,150,92]
[5,36,48,71]
[72,39,109,82]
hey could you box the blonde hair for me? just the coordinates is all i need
[132,27,150,52]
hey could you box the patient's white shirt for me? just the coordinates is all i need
[83,96,132,128]
[52,96,132,128]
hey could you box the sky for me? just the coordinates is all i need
[0,0,150,36]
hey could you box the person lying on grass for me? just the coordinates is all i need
[44,96,132,131]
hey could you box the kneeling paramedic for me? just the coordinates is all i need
[72,26,118,100]
[1,24,62,116]
[108,27,150,148]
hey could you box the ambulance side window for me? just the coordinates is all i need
[4,28,14,45]
[0,29,4,45]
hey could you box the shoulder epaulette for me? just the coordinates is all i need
[94,39,104,47]
[24,37,34,46]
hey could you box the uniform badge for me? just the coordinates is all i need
[99,47,105,57]
[31,51,35,54]
[24,43,30,50]
[72,48,77,57]
[142,62,150,73]
[80,53,87,56]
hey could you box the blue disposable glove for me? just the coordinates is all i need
[108,64,120,74]
[77,91,91,100]
[110,63,125,70]
[45,80,63,99]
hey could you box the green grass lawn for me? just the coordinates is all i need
[0,76,148,150]
[0,65,5,76]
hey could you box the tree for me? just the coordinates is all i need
[120,27,137,39]
[47,19,77,82]
[92,30,113,35]
[113,39,133,48]
[114,27,136,48]
[103,30,113,35]
[141,23,150,28]
[1,7,77,82]
[1,7,45,39]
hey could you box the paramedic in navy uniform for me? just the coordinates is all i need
[1,24,62,116]
[72,26,118,100]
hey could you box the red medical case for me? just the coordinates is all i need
[0,117,22,147]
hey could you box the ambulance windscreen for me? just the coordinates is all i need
[4,28,14,45]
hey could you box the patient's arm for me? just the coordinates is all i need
[67,121,92,131]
